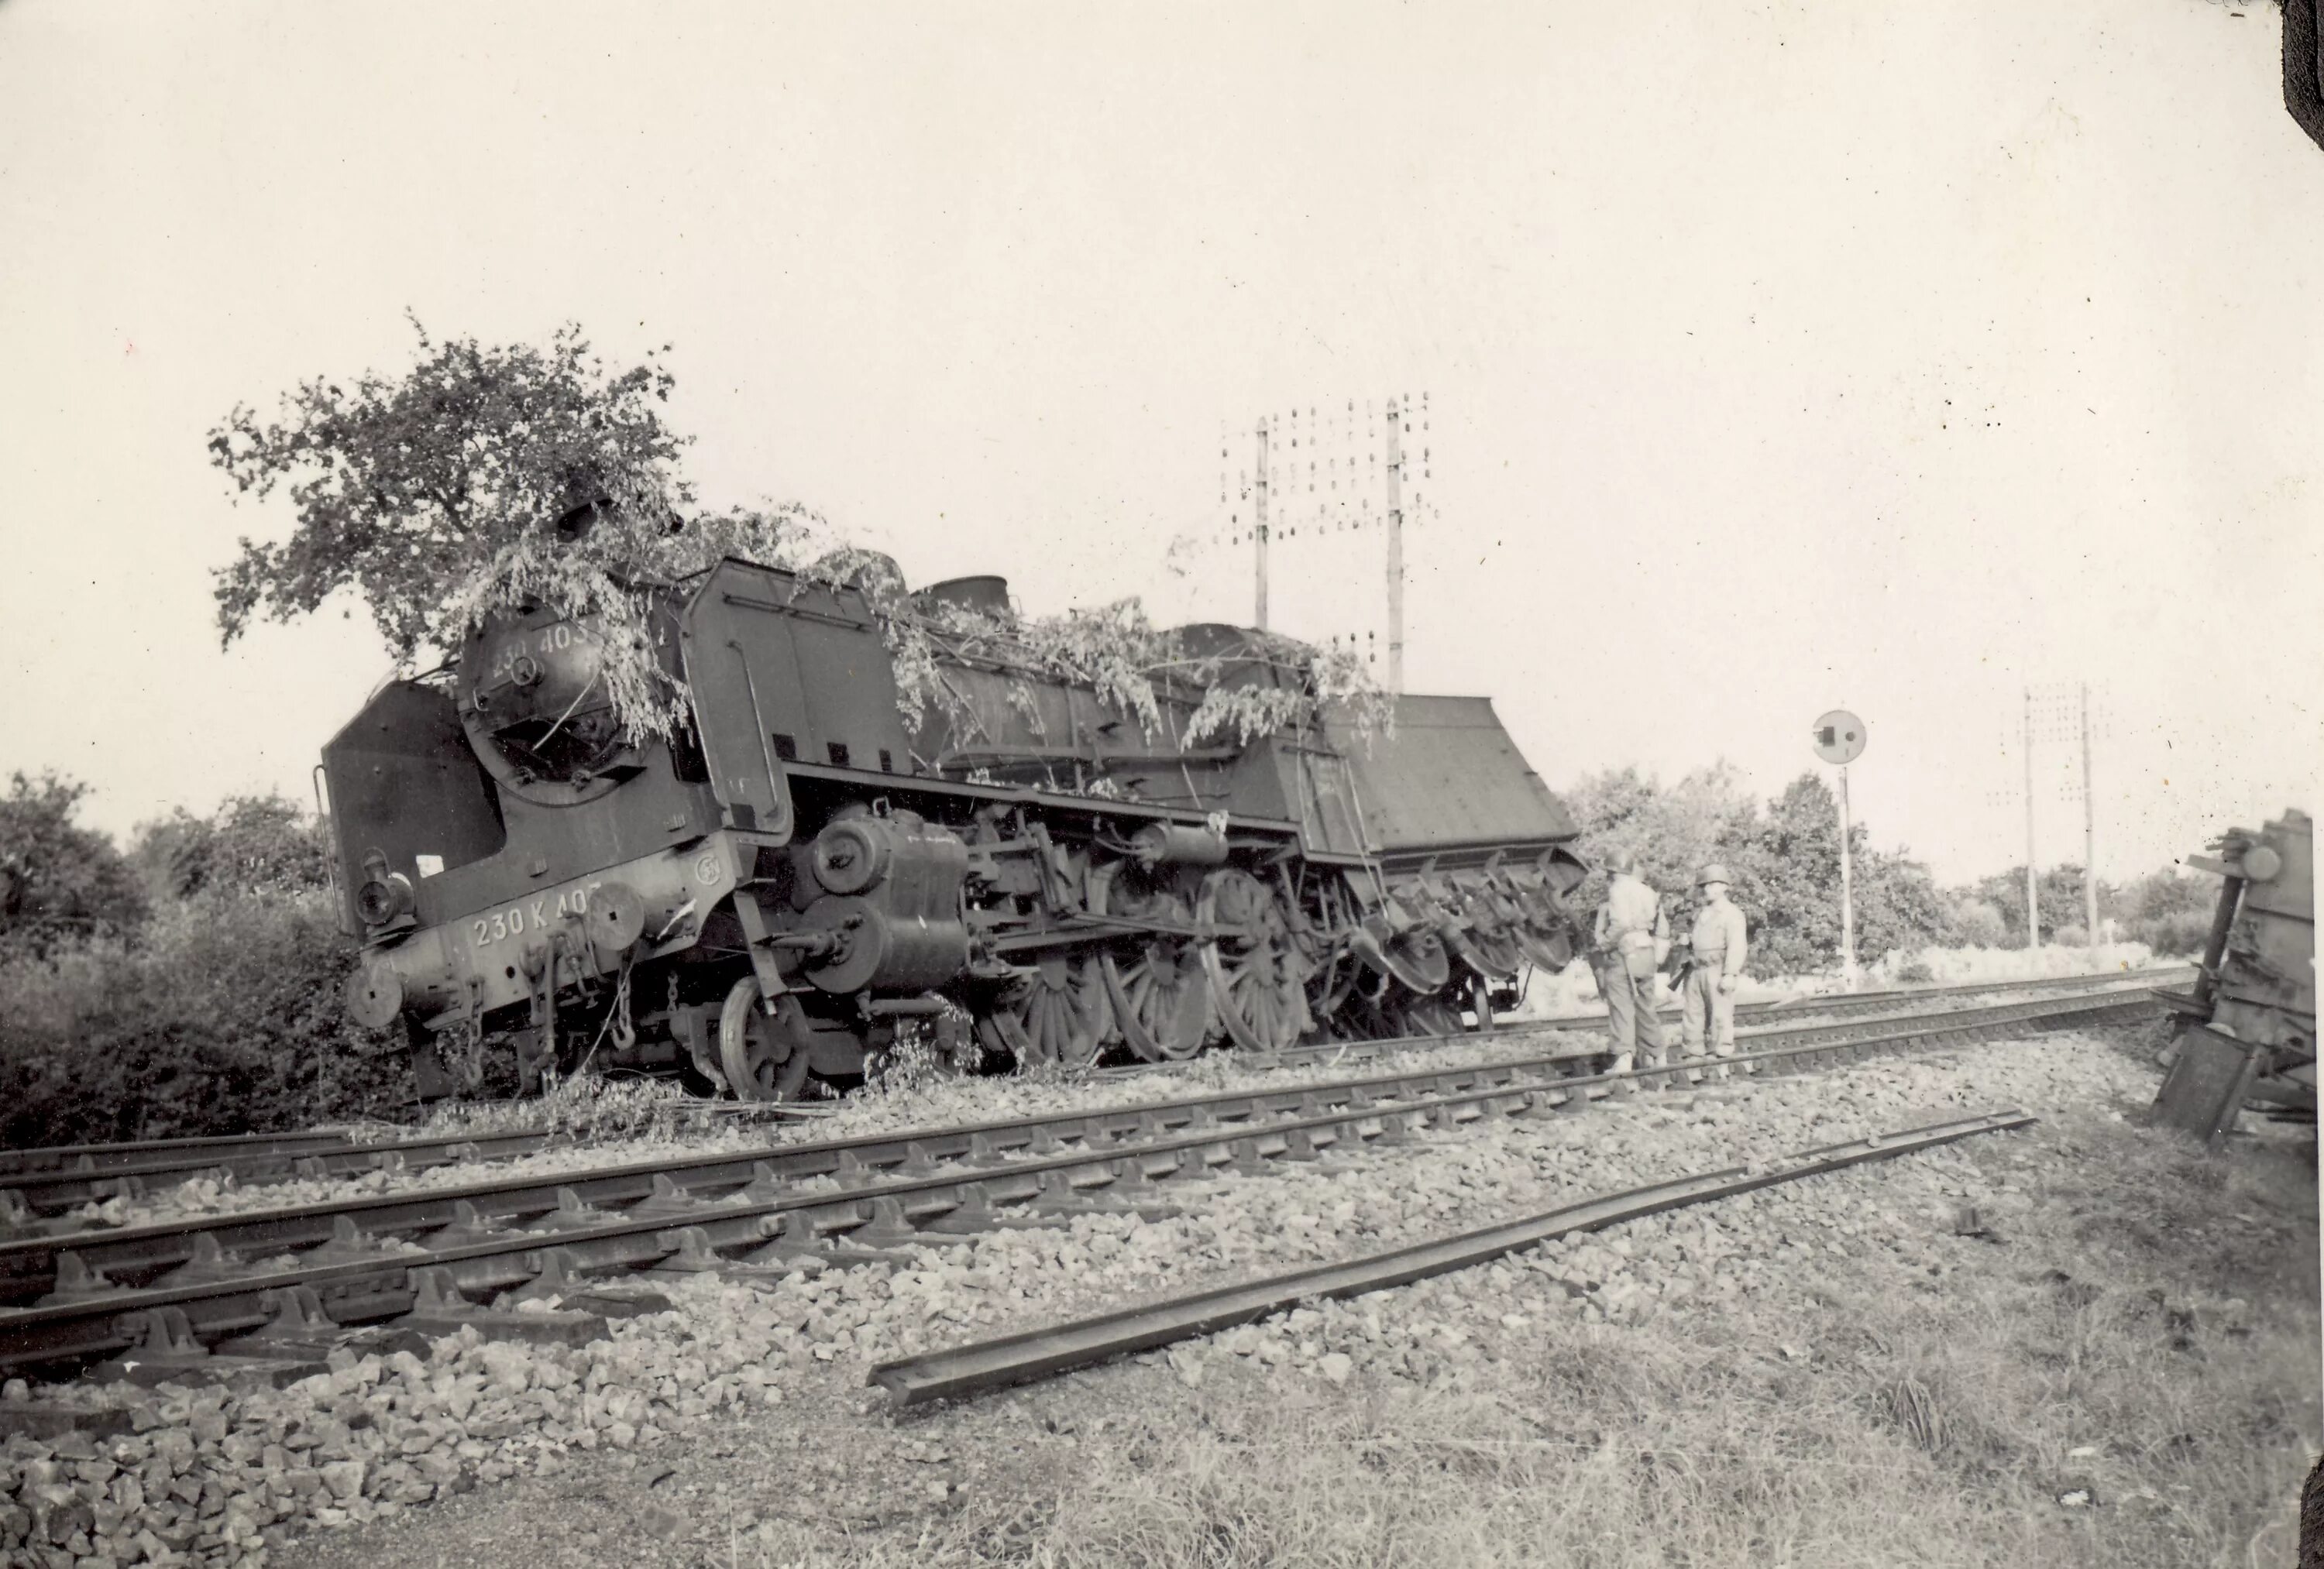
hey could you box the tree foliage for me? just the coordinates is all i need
[0,895,404,1145]
[3,792,404,1144]
[1563,762,2219,974]
[130,793,333,902]
[0,772,146,952]
[1564,764,1758,917]
[1563,765,1954,977]
[210,317,696,661]
[208,320,1391,760]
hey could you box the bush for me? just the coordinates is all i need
[1944,897,2009,949]
[0,771,147,954]
[2126,908,2214,958]
[0,891,408,1146]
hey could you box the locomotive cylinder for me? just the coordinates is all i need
[794,894,969,993]
[792,808,972,994]
[1129,822,1229,867]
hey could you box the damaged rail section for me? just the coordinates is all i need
[868,1109,2037,1406]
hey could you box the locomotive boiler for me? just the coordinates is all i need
[324,554,1590,1100]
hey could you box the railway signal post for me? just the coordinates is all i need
[1813,710,1868,990]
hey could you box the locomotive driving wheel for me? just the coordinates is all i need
[1449,880,1526,979]
[977,952,1112,1071]
[1198,867,1311,1052]
[717,975,814,1102]
[1091,867,1211,1062]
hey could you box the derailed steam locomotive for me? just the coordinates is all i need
[326,556,1589,1100]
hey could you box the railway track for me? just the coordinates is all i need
[1112,964,2188,1080]
[0,986,2159,1379]
[1528,961,2195,1030]
[0,965,2185,1220]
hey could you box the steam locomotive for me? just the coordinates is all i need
[325,555,1590,1100]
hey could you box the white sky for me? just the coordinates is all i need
[2,0,2318,884]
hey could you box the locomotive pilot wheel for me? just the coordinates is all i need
[718,975,814,1102]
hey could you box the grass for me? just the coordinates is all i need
[404,1071,702,1144]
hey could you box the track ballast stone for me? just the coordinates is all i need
[0,1030,2171,1565]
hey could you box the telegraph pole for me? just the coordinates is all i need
[1838,764,1858,988]
[2080,682,2098,955]
[2022,688,2040,949]
[1252,419,1271,631]
[1384,398,1406,693]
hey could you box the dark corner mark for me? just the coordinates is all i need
[2287,0,2324,153]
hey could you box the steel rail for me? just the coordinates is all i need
[1105,967,2186,1082]
[0,967,2181,1207]
[0,1131,356,1179]
[0,987,2149,1303]
[1,1130,558,1218]
[0,990,2150,1375]
[867,1109,2037,1405]
[1471,963,2190,1034]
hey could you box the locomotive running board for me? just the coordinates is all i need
[868,1109,2036,1406]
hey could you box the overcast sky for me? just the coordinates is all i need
[2,0,2317,886]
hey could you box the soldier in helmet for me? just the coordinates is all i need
[1682,863,1750,1083]
[1590,852,1669,1087]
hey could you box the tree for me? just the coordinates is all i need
[1564,763,1761,918]
[1944,893,2009,949]
[131,794,332,903]
[209,316,709,663]
[0,772,147,950]
[1730,775,1841,976]
[1966,863,2114,947]
[2114,866,2220,956]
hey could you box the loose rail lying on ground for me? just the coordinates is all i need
[0,988,2157,1376]
[868,1108,2036,1405]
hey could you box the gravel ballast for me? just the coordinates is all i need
[2,1025,2282,1567]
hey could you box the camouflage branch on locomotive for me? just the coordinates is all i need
[325,555,1590,1100]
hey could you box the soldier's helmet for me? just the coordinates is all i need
[1697,863,1733,889]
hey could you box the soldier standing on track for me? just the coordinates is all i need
[1682,863,1750,1083]
[1591,853,1669,1087]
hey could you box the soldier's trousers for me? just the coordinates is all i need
[1682,964,1737,1080]
[1601,960,1666,1073]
